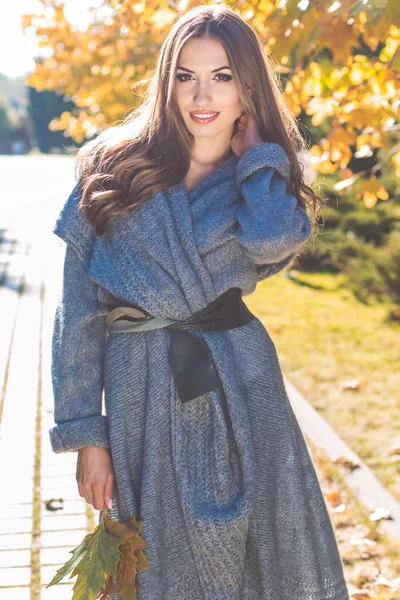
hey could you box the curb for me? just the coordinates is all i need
[284,375,400,542]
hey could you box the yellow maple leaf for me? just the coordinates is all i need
[392,150,400,177]
[359,176,389,208]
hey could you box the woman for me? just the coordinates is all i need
[50,4,350,599]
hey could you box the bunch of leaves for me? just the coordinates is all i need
[46,508,148,600]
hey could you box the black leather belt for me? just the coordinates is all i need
[102,288,255,403]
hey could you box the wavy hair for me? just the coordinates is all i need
[75,3,322,236]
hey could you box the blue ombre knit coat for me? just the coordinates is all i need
[50,143,350,600]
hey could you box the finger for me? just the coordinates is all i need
[78,486,91,507]
[104,472,115,509]
[93,484,106,511]
[81,485,93,507]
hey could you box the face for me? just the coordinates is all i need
[174,36,244,142]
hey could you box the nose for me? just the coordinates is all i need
[193,80,212,104]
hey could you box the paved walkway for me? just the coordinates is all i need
[0,156,95,599]
[0,155,399,598]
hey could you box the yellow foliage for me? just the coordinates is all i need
[359,176,389,208]
[309,144,338,174]
[386,0,400,24]
[307,97,339,126]
[320,19,359,64]
[356,131,382,152]
[392,151,400,177]
[22,0,400,199]
[46,510,148,600]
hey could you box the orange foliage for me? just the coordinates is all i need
[22,0,400,206]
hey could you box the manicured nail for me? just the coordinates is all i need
[107,499,113,508]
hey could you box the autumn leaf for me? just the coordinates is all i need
[386,0,400,24]
[309,145,338,174]
[369,507,393,522]
[325,490,341,507]
[340,377,368,390]
[47,509,148,600]
[392,150,400,177]
[46,516,121,599]
[358,176,389,208]
[387,442,400,456]
[333,456,360,471]
[102,513,149,600]
[307,97,339,126]
[44,497,64,511]
[46,532,93,586]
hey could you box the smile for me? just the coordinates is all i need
[189,112,219,124]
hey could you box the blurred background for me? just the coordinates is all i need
[0,1,399,599]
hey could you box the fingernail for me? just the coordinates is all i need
[107,499,113,508]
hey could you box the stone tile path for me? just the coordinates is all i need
[0,156,96,599]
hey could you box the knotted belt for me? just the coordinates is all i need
[103,288,255,403]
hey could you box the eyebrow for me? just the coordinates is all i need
[176,66,231,73]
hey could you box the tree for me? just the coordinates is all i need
[22,0,400,205]
[28,86,77,152]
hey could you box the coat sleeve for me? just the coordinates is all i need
[49,186,110,453]
[235,143,312,276]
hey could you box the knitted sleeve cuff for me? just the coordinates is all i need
[49,414,110,453]
[236,143,291,185]
[255,251,298,282]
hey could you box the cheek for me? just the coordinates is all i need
[219,92,242,118]
[219,87,241,105]
[175,88,192,113]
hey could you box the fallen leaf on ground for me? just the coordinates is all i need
[340,378,367,391]
[348,537,376,547]
[333,456,360,470]
[369,507,393,522]
[387,444,400,456]
[350,591,371,599]
[325,490,341,506]
[44,498,64,511]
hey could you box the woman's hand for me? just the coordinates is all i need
[76,446,115,511]
[231,110,264,159]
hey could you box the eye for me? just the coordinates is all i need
[176,74,192,82]
[176,73,233,82]
[215,73,233,82]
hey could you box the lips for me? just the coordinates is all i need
[189,112,219,124]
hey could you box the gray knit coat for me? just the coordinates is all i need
[50,142,350,600]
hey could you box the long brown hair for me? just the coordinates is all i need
[75,3,322,236]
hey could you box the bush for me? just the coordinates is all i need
[346,250,391,304]
[377,231,400,298]
[340,204,396,245]
[303,228,400,304]
[301,171,400,303]
[303,229,370,272]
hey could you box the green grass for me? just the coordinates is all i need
[244,270,400,501]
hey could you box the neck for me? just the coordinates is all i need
[189,148,233,173]
[189,132,234,170]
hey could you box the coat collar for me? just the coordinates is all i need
[169,154,239,204]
